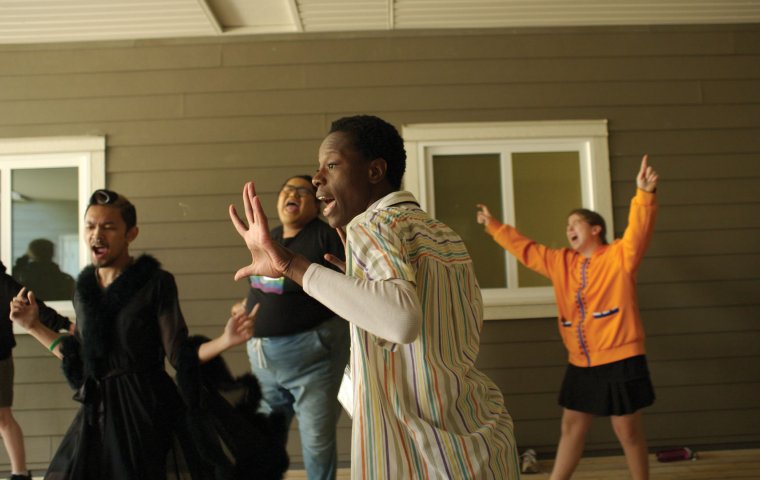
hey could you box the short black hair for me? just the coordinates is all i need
[87,189,137,232]
[569,208,608,245]
[329,115,406,190]
[28,238,55,262]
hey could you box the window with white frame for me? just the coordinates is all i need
[402,120,613,320]
[0,136,105,322]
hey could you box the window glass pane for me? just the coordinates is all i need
[432,153,506,288]
[11,167,78,301]
[512,151,582,287]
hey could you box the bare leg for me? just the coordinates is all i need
[0,407,28,475]
[611,411,649,480]
[549,408,594,480]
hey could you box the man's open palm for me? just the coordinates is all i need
[229,182,294,281]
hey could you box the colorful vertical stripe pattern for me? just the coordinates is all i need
[345,191,520,479]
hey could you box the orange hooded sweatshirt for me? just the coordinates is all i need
[485,189,657,367]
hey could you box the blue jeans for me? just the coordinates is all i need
[247,315,350,480]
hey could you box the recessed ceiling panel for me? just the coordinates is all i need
[206,0,296,31]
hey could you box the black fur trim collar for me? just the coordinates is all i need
[76,254,161,377]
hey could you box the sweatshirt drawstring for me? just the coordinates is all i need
[251,337,267,368]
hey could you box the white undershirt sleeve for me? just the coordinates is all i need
[302,263,422,344]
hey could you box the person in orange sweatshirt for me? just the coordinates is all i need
[476,154,658,480]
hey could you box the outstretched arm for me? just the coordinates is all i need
[622,154,659,271]
[304,265,421,344]
[198,304,258,363]
[229,181,312,284]
[9,288,66,359]
[476,203,558,278]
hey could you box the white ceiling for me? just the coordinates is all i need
[1,0,759,45]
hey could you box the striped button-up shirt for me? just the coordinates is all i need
[345,191,520,479]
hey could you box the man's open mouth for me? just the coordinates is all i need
[318,195,336,216]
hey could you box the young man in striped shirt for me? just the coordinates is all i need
[230,115,520,479]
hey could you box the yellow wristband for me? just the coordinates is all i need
[48,335,66,352]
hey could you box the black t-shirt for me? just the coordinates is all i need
[246,218,345,337]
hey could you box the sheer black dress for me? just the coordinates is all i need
[46,255,288,480]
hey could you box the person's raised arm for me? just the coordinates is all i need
[9,288,66,359]
[623,154,659,271]
[476,203,556,277]
[303,266,421,344]
[197,304,257,363]
[231,181,420,344]
[229,181,311,285]
[37,298,73,334]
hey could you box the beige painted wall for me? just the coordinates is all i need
[1,24,759,470]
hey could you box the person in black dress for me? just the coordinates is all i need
[10,189,289,480]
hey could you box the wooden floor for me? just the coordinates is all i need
[9,448,757,479]
[284,448,760,479]
[524,448,760,479]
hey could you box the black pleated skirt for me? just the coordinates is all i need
[558,355,655,416]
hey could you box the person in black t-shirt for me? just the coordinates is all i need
[231,175,349,480]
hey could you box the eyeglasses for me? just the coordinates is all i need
[280,184,315,198]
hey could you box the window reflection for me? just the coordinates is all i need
[433,153,506,289]
[432,151,582,290]
[512,151,581,287]
[11,168,78,301]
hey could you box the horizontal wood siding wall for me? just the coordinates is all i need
[1,24,758,469]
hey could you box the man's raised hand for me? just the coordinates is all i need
[229,182,295,281]
[9,287,40,331]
